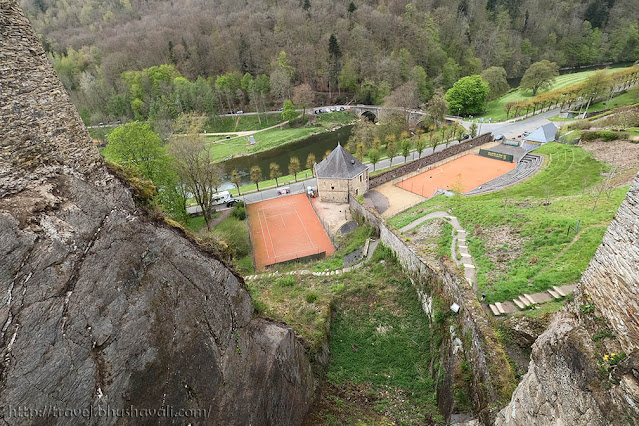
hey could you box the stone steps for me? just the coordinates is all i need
[548,289,561,299]
[488,284,579,316]
[553,285,566,297]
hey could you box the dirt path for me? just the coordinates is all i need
[209,208,232,228]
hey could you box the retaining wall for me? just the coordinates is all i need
[349,196,514,424]
[369,133,493,188]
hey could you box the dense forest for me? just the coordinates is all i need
[20,0,639,124]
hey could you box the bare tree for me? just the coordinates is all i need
[169,128,222,230]
[292,82,315,121]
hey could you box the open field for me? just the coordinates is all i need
[207,112,357,162]
[388,143,629,303]
[207,127,321,162]
[205,114,284,133]
[247,193,334,269]
[478,66,634,122]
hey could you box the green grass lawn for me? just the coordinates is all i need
[388,143,629,303]
[478,66,634,122]
[206,127,321,162]
[183,213,221,233]
[204,113,284,133]
[228,169,315,195]
[315,110,357,125]
[249,245,441,424]
[587,91,639,112]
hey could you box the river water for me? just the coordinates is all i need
[219,125,353,189]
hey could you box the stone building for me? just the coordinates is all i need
[314,143,369,202]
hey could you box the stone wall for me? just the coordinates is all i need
[0,2,315,424]
[369,133,493,188]
[349,196,515,424]
[318,177,349,202]
[581,175,639,353]
[318,170,368,203]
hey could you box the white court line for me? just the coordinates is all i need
[259,208,277,260]
[294,206,316,250]
[257,209,272,259]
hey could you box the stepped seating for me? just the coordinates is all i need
[466,154,543,196]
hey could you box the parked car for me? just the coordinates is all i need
[314,110,321,114]
[236,110,243,114]
[494,134,505,141]
[523,131,530,137]
[226,111,234,115]
[226,198,240,207]
[461,134,470,140]
[339,106,345,111]
[277,187,291,195]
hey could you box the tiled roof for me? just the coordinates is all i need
[315,143,368,179]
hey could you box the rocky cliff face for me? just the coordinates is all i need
[0,1,314,424]
[495,174,639,425]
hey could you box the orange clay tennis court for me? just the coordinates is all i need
[396,154,517,198]
[247,193,335,269]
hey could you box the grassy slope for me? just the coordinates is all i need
[205,114,284,133]
[207,127,320,162]
[388,143,628,303]
[249,245,441,424]
[479,66,634,122]
[207,111,356,163]
[586,90,639,112]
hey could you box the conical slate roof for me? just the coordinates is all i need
[315,143,368,179]
[525,123,557,143]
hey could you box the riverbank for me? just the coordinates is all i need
[209,111,357,163]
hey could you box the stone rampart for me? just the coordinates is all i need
[349,196,514,423]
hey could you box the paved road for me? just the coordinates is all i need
[459,109,565,142]
[237,107,568,205]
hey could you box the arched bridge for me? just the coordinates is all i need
[349,105,428,128]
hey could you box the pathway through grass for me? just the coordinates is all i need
[388,143,629,302]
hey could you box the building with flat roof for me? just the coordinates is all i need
[314,143,369,202]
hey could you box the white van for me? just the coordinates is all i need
[212,190,232,206]
[186,191,235,216]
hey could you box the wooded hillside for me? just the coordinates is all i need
[20,0,639,123]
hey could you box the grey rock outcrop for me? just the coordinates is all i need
[496,174,639,425]
[0,1,314,424]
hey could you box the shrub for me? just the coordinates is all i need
[567,120,592,130]
[213,218,250,257]
[231,202,246,220]
[305,291,319,303]
[580,130,622,141]
[275,276,297,287]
